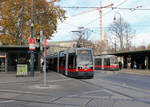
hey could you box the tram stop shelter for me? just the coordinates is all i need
[0,45,40,73]
[111,50,150,70]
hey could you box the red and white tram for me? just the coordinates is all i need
[48,48,94,78]
[94,55,119,71]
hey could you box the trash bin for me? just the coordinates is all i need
[16,64,28,76]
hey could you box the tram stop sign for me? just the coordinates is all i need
[29,38,36,50]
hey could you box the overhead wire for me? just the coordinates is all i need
[63,0,129,28]
[63,22,80,27]
[83,0,129,27]
[56,0,150,36]
[61,6,150,10]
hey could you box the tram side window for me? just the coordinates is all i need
[59,57,62,67]
[95,59,101,65]
[54,58,57,70]
[111,56,118,65]
[104,58,110,66]
[59,56,66,68]
[95,59,99,65]
[62,57,66,67]
[68,53,76,69]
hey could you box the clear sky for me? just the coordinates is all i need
[48,0,150,47]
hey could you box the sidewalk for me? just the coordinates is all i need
[97,69,150,76]
[118,69,150,76]
[0,71,150,107]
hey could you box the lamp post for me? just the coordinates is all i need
[113,12,123,51]
[29,0,58,77]
[113,12,121,22]
[29,0,35,77]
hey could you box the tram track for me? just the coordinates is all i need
[0,97,81,107]
[0,89,83,106]
[78,78,150,105]
[0,89,50,96]
[0,72,150,106]
[0,89,92,107]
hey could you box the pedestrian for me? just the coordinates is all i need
[133,61,137,69]
[119,61,122,70]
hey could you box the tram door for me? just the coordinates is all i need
[104,58,110,70]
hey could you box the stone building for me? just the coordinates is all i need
[47,41,77,55]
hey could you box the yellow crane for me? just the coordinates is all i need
[72,2,114,41]
[99,3,114,40]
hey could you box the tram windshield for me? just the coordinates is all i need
[77,50,93,65]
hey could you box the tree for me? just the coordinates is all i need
[108,18,135,51]
[0,0,65,45]
[93,40,106,55]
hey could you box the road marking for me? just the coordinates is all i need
[0,100,15,103]
[83,89,105,94]
[0,89,47,95]
[80,95,109,99]
[47,78,72,83]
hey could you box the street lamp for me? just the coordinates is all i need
[28,0,35,77]
[29,0,58,77]
[113,12,123,51]
[113,12,121,21]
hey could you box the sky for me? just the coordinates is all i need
[48,0,150,47]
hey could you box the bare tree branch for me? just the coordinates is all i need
[108,18,135,51]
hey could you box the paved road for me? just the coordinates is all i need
[95,70,150,90]
[0,71,150,107]
[82,70,150,106]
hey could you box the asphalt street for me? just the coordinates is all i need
[95,71,150,90]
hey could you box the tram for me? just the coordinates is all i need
[48,48,94,78]
[94,55,119,71]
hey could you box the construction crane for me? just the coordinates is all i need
[72,2,114,41]
[47,0,57,4]
[99,2,114,40]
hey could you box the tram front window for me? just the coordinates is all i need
[77,50,93,65]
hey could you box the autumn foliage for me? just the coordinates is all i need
[0,0,65,45]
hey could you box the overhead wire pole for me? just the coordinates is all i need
[41,0,58,87]
[113,12,123,51]
[43,36,47,87]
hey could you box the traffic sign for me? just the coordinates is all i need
[29,38,36,50]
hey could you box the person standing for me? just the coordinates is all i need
[133,61,137,69]
[119,61,122,70]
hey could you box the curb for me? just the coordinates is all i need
[119,71,150,76]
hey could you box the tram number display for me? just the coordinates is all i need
[81,50,88,54]
[78,50,90,54]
